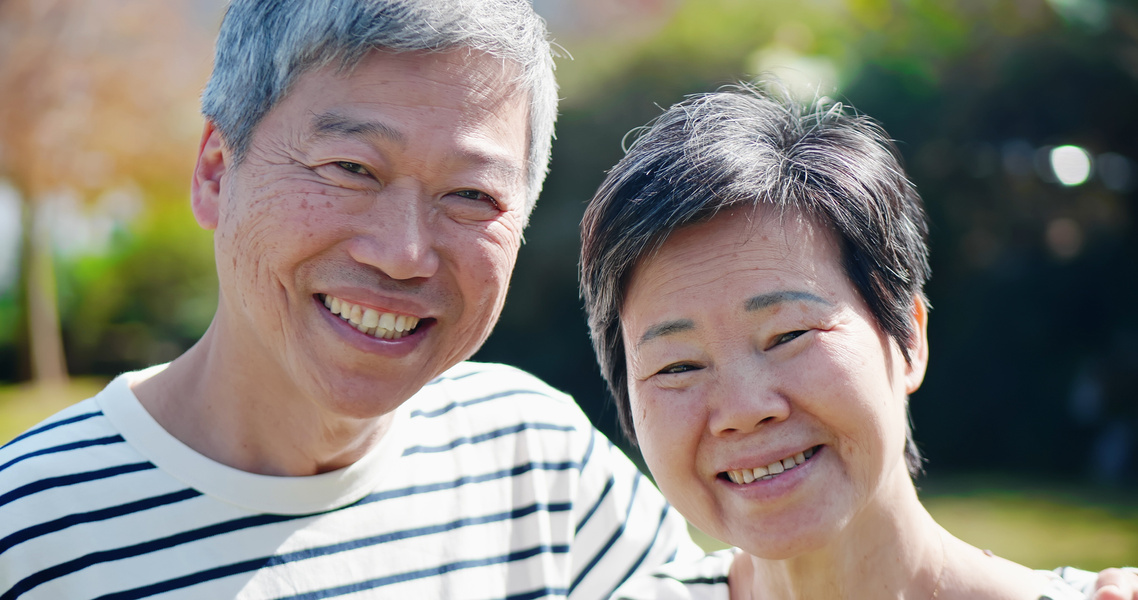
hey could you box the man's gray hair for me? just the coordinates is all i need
[201,0,558,216]
[580,82,931,476]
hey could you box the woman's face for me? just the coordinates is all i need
[620,207,927,559]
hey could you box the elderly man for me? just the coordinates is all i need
[1,1,1135,599]
[0,1,695,598]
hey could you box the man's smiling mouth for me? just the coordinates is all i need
[722,446,819,484]
[319,294,423,340]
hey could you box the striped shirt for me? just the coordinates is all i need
[0,362,699,599]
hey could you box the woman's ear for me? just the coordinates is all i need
[904,296,930,394]
[191,121,227,231]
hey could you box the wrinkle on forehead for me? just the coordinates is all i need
[291,48,526,126]
[370,48,525,115]
[622,206,844,321]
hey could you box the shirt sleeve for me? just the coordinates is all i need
[1052,566,1138,598]
[566,427,705,600]
[609,548,735,600]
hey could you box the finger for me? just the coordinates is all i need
[1092,568,1138,600]
[1092,584,1125,600]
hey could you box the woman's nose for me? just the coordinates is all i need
[706,362,791,437]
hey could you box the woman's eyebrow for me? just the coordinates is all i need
[638,319,694,347]
[744,290,831,312]
[636,292,830,347]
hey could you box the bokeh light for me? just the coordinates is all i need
[1049,145,1093,186]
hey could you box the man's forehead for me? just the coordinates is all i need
[347,47,525,100]
[288,48,528,126]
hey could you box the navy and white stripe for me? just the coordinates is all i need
[609,548,734,600]
[0,362,700,599]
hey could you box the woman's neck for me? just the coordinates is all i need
[732,471,945,600]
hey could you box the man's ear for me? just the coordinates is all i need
[904,296,930,395]
[191,121,227,231]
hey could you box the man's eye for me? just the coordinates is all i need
[336,161,368,175]
[453,189,498,207]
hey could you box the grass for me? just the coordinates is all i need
[0,378,108,445]
[689,475,1138,572]
[3,381,1136,572]
[920,476,1138,571]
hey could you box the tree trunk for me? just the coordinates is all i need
[21,196,68,383]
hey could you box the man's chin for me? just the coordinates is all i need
[314,376,424,420]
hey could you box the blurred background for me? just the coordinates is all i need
[1,0,1135,570]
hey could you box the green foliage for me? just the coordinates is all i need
[0,293,18,346]
[55,194,217,377]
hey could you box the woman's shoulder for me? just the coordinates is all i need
[609,548,736,600]
[1037,566,1098,600]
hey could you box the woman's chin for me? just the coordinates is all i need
[739,532,831,561]
[717,511,847,561]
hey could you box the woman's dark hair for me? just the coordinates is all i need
[580,82,931,475]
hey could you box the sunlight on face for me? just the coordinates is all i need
[203,48,530,418]
[620,207,924,558]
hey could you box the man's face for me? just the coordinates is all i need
[194,49,530,418]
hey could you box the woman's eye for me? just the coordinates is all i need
[771,330,807,348]
[453,189,498,207]
[658,363,700,375]
[336,161,368,175]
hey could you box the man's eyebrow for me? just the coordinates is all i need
[310,111,524,187]
[637,319,695,347]
[310,112,404,144]
[452,151,526,187]
[744,291,831,312]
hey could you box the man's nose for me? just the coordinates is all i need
[706,361,791,437]
[346,188,440,281]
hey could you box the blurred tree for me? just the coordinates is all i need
[0,0,211,383]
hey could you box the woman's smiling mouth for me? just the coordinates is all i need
[722,446,820,484]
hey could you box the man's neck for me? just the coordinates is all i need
[131,321,396,477]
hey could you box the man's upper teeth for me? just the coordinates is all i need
[726,447,815,484]
[323,295,420,339]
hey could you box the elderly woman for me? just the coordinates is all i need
[579,84,1111,599]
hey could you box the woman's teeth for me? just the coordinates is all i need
[725,447,816,484]
[322,294,420,340]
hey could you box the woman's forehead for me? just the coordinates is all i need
[635,207,835,275]
[623,207,845,312]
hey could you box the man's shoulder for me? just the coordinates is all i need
[417,361,582,417]
[0,380,152,544]
[0,394,118,470]
[0,373,155,498]
[432,361,571,396]
[402,361,602,461]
